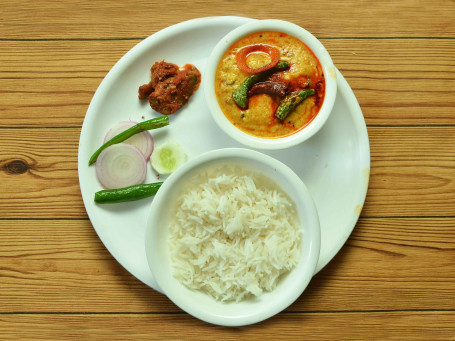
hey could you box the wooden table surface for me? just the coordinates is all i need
[1,1,454,339]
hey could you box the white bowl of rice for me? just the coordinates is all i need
[145,148,320,326]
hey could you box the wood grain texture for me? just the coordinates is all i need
[0,38,454,127]
[0,0,454,39]
[1,218,453,313]
[0,129,85,218]
[0,126,453,218]
[364,126,455,216]
[1,0,454,338]
[0,312,454,340]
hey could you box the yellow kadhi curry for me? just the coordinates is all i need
[215,31,325,138]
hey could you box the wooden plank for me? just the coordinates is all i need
[0,129,85,218]
[0,219,173,313]
[0,38,453,128]
[307,217,455,312]
[328,39,455,126]
[0,40,121,128]
[363,126,455,216]
[1,0,454,39]
[1,126,453,218]
[1,218,453,312]
[0,312,454,340]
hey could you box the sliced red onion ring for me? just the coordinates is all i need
[104,121,154,160]
[95,143,147,189]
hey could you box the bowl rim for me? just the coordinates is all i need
[203,19,338,150]
[145,148,321,326]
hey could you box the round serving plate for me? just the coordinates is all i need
[78,16,370,292]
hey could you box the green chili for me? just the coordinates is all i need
[94,182,163,204]
[88,116,169,166]
[275,89,315,121]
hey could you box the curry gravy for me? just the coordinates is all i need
[215,31,325,138]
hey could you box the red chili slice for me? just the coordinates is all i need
[236,44,280,74]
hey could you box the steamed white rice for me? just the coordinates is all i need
[168,165,302,302]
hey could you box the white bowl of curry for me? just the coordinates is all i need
[204,19,337,150]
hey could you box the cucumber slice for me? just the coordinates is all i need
[151,141,188,175]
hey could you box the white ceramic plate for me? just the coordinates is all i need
[78,16,370,293]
